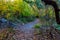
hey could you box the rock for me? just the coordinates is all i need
[0,18,17,28]
[0,18,7,23]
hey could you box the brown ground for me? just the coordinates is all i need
[0,26,60,40]
[13,26,60,40]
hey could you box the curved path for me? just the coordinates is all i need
[13,19,40,40]
[14,19,40,33]
[13,19,60,40]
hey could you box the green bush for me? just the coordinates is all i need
[34,23,41,29]
[0,0,37,23]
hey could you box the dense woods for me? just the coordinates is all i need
[0,0,60,40]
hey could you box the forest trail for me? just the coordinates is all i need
[15,19,40,33]
[13,19,40,40]
[13,19,60,40]
[0,18,60,40]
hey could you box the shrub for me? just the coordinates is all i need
[34,23,41,29]
[0,0,37,23]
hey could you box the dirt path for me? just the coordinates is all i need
[13,18,60,40]
[0,18,60,40]
[13,19,40,40]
